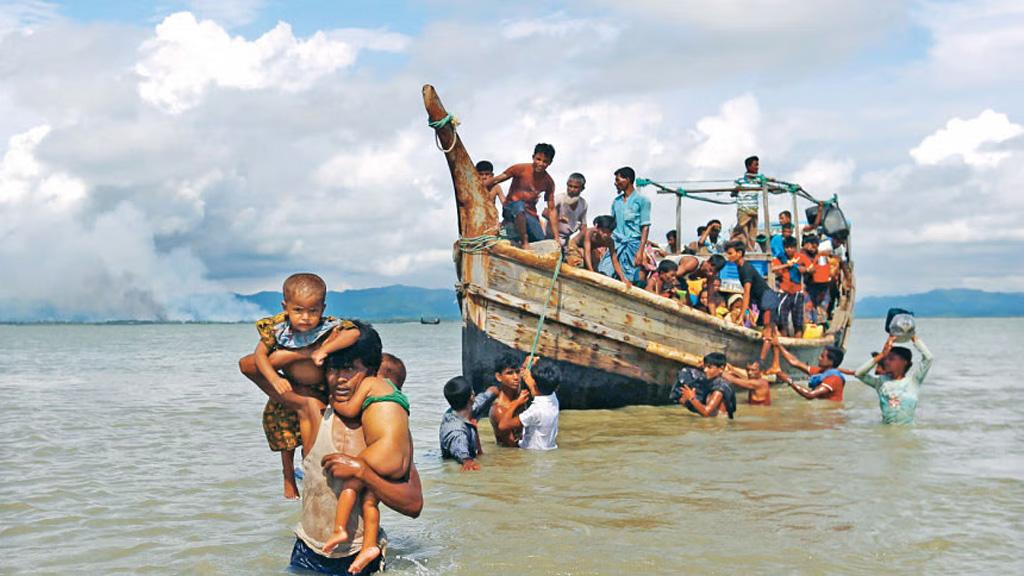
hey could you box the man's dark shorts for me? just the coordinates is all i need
[290,538,382,575]
[502,200,547,243]
[758,289,781,325]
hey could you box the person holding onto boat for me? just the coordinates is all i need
[440,376,499,470]
[597,166,650,287]
[250,324,424,575]
[497,360,560,450]
[724,240,784,372]
[674,253,728,306]
[475,160,506,212]
[488,353,525,447]
[553,172,588,247]
[486,143,557,248]
[732,156,765,250]
[566,215,620,274]
[670,352,737,418]
[855,334,933,424]
[724,360,772,406]
[645,259,683,299]
[773,338,847,401]
[239,273,361,500]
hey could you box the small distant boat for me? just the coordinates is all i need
[423,84,855,409]
[420,317,442,325]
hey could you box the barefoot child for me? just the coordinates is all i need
[319,323,413,573]
[239,273,359,499]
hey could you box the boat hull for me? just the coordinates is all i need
[457,244,844,409]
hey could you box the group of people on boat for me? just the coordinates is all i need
[476,149,852,345]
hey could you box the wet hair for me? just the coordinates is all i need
[745,155,759,169]
[703,352,727,368]
[666,230,677,240]
[614,166,636,183]
[530,360,559,396]
[534,143,555,162]
[783,236,798,248]
[781,222,794,230]
[725,240,746,255]
[494,352,521,374]
[889,346,913,370]
[379,353,407,389]
[475,160,494,173]
[593,215,615,231]
[443,376,473,410]
[283,273,327,302]
[657,259,679,274]
[325,320,382,375]
[568,172,586,187]
[706,254,727,272]
[823,345,845,367]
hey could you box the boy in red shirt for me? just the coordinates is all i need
[771,236,811,337]
[803,235,831,323]
[774,337,847,401]
[486,143,557,248]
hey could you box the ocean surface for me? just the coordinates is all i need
[0,318,1021,575]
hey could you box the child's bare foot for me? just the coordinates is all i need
[348,545,381,574]
[283,475,300,500]
[322,529,349,555]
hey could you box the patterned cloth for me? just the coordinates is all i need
[256,312,355,351]
[855,339,933,424]
[256,313,355,452]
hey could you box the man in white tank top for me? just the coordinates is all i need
[248,322,423,574]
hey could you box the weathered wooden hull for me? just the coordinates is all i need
[456,244,849,409]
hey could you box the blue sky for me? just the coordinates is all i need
[1,1,1022,321]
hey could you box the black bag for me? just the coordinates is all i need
[885,307,914,333]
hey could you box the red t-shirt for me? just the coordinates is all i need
[808,366,844,401]
[810,253,831,284]
[504,163,555,217]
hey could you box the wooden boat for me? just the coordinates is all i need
[422,85,855,409]
[420,317,442,325]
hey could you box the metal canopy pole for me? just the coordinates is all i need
[761,185,775,285]
[675,194,683,255]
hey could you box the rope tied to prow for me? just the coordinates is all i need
[427,113,461,154]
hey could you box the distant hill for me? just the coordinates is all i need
[236,284,460,322]
[856,289,1024,318]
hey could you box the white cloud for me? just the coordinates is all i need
[919,0,1024,84]
[790,157,856,198]
[135,12,359,113]
[0,0,58,38]
[0,124,86,208]
[910,109,1023,168]
[502,12,620,42]
[686,94,760,172]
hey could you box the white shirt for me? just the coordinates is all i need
[518,394,559,450]
[554,194,588,240]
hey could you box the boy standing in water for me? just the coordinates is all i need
[488,353,525,447]
[239,273,360,499]
[724,360,772,406]
[497,360,560,450]
[440,376,500,470]
[486,143,557,248]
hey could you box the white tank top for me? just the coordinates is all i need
[293,407,384,557]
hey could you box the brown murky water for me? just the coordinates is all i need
[1,319,1021,574]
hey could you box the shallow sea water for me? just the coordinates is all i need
[0,318,1022,575]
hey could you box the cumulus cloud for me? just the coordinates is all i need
[910,109,1023,168]
[136,12,360,113]
[919,0,1024,84]
[686,94,760,172]
[790,157,856,198]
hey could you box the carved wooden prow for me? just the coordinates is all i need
[422,84,499,239]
